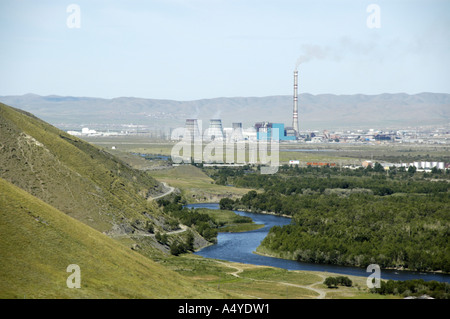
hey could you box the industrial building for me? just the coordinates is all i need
[184,119,201,140]
[229,122,245,142]
[204,119,224,141]
[255,122,296,141]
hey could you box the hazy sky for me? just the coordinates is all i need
[1,0,449,100]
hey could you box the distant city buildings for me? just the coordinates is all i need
[361,160,446,171]
[170,117,450,146]
[66,118,450,147]
[67,127,98,136]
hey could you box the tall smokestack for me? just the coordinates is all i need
[292,70,299,135]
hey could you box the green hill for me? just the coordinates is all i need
[0,102,167,233]
[0,177,228,298]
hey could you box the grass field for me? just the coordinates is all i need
[148,165,253,203]
[195,208,264,232]
[85,135,450,166]
[279,143,450,164]
[157,254,397,299]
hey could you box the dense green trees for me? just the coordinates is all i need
[205,165,450,273]
[324,276,352,288]
[226,170,449,201]
[373,279,450,299]
[260,193,450,272]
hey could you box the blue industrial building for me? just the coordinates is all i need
[256,122,296,141]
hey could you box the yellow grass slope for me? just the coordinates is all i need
[0,177,228,299]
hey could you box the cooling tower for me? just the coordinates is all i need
[229,122,244,142]
[184,119,200,140]
[205,119,224,141]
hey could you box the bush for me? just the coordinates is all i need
[324,277,338,288]
[219,198,235,210]
[155,232,168,245]
[324,276,352,288]
[337,276,353,287]
[170,241,187,256]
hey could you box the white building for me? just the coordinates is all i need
[81,127,97,135]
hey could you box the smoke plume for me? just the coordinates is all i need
[295,37,379,70]
[295,44,332,70]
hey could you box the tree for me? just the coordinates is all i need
[337,276,353,287]
[219,198,235,210]
[431,166,441,174]
[185,231,195,251]
[145,221,154,233]
[324,276,352,288]
[408,166,416,175]
[374,162,384,173]
[156,232,168,245]
[170,241,187,256]
[324,277,338,288]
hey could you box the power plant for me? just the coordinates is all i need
[179,69,301,143]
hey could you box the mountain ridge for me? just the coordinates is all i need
[1,92,449,130]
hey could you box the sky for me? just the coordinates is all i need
[0,0,449,100]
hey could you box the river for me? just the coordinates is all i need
[188,203,450,283]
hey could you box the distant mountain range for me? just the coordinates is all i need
[1,92,449,131]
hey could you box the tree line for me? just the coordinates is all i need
[214,165,450,273]
[372,279,450,299]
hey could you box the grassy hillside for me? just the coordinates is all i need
[0,102,166,233]
[0,177,230,298]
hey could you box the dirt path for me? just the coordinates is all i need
[150,182,175,200]
[109,224,187,239]
[215,261,327,299]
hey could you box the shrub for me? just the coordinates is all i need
[324,276,352,288]
[324,277,338,288]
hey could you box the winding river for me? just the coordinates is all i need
[188,203,450,283]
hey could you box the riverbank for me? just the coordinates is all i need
[192,203,450,283]
[230,206,292,219]
[254,245,450,277]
